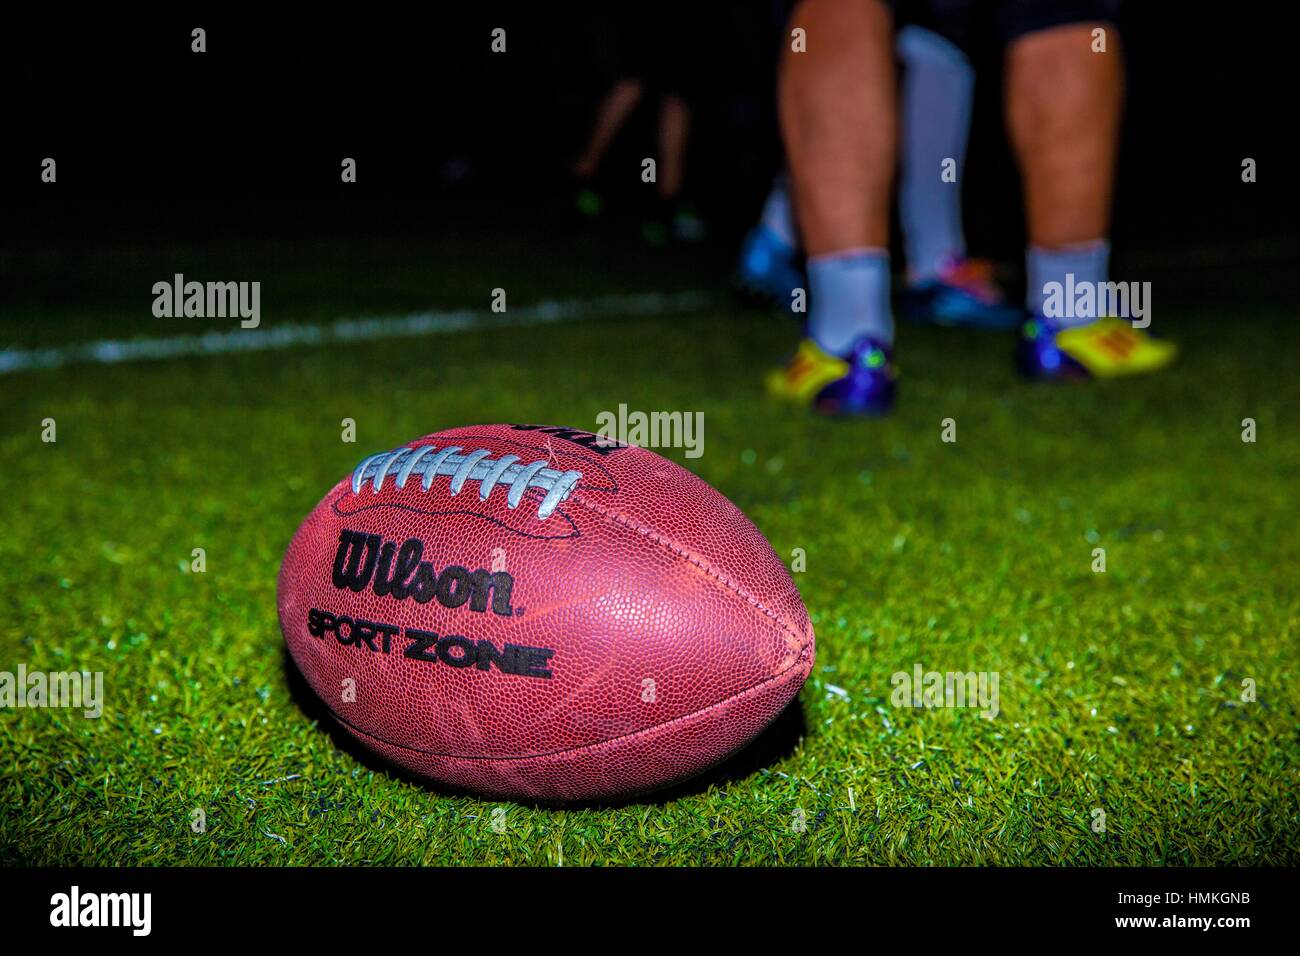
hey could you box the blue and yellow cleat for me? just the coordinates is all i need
[766,336,897,416]
[1017,315,1178,380]
[899,257,1023,330]
[735,225,805,310]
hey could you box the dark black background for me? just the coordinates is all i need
[0,5,1286,256]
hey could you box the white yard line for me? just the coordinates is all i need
[0,290,715,375]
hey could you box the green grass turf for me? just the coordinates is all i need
[1,232,1297,865]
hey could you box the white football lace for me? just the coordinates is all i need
[350,444,583,520]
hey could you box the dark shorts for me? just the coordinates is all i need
[893,0,1121,55]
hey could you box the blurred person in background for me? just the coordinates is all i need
[571,7,708,244]
[765,0,1176,417]
[738,2,1022,330]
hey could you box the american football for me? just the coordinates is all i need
[7,0,1294,911]
[277,423,815,802]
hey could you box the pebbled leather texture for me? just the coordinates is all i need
[277,423,815,802]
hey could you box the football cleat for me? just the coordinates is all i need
[766,336,897,416]
[1017,315,1178,380]
[640,197,705,247]
[735,225,805,309]
[899,257,1022,329]
[574,185,603,219]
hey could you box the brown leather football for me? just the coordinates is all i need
[278,424,814,802]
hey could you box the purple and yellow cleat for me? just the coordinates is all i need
[766,336,897,416]
[1017,315,1178,380]
[899,257,1023,330]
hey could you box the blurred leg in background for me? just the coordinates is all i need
[895,19,1023,329]
[656,95,692,203]
[573,78,645,183]
[897,23,973,279]
[648,91,706,244]
[1007,8,1176,378]
[767,0,900,416]
[739,4,1019,330]
[646,13,709,245]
